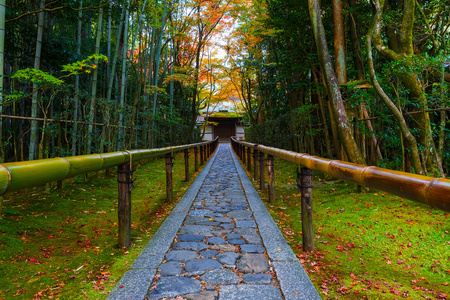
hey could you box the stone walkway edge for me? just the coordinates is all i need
[108,144,320,300]
[107,148,219,300]
[230,148,320,300]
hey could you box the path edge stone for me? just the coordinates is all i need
[107,148,219,300]
[230,147,321,300]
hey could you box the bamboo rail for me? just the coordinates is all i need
[232,137,450,252]
[232,138,450,212]
[0,137,219,247]
[0,139,218,195]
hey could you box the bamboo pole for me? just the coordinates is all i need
[232,138,450,212]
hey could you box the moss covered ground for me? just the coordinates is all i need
[0,149,205,299]
[242,157,449,299]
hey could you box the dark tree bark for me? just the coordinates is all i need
[308,0,365,165]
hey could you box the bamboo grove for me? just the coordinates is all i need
[0,0,242,162]
[0,0,449,178]
[235,0,449,176]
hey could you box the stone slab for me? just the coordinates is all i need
[177,234,205,242]
[158,261,183,276]
[172,242,209,251]
[240,244,265,253]
[200,269,239,285]
[179,225,214,236]
[165,250,197,262]
[236,253,269,273]
[242,273,273,285]
[185,258,223,275]
[185,291,218,300]
[147,276,202,299]
[219,285,283,300]
[216,252,240,266]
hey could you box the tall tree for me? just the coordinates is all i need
[0,0,4,163]
[151,0,167,147]
[332,0,347,85]
[366,0,424,174]
[308,0,365,164]
[86,8,103,154]
[369,0,444,176]
[72,0,83,156]
[29,0,45,160]
[118,1,130,150]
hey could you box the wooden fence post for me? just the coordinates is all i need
[184,149,189,182]
[200,145,204,165]
[242,145,247,164]
[267,155,275,202]
[247,146,252,171]
[259,152,265,190]
[118,163,132,248]
[253,149,258,181]
[298,167,314,252]
[194,147,199,171]
[165,154,173,201]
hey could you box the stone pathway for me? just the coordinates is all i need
[108,144,320,300]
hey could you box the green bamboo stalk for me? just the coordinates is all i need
[29,0,45,161]
[72,0,82,156]
[151,1,167,147]
[0,0,4,216]
[118,1,130,150]
[86,8,103,154]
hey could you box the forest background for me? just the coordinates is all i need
[0,0,449,177]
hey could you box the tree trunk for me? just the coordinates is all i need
[332,0,347,85]
[151,1,167,147]
[29,0,45,160]
[312,68,332,158]
[308,0,365,165]
[0,0,5,163]
[370,0,443,176]
[118,3,130,151]
[347,0,365,81]
[86,8,103,154]
[366,0,424,174]
[72,0,82,156]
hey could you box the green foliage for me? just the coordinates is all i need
[11,68,63,86]
[61,54,108,75]
[384,53,448,78]
[246,104,318,151]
